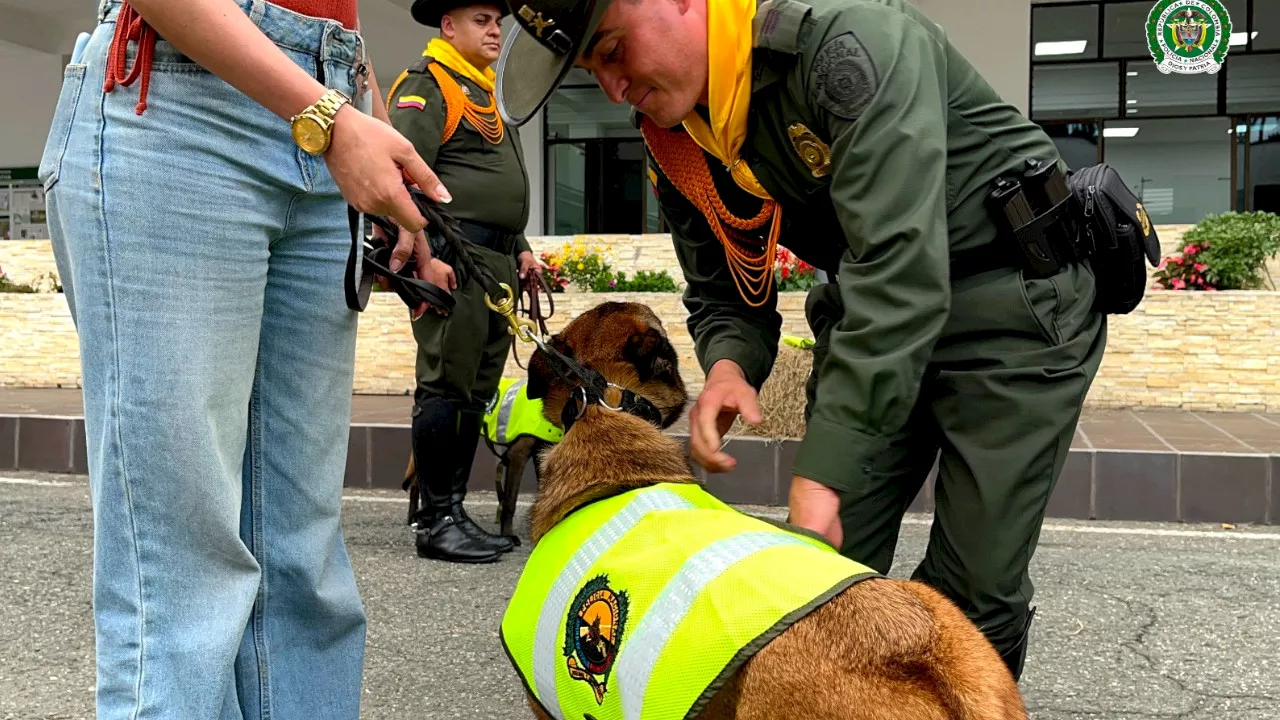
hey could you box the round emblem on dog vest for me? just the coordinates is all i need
[564,574,630,705]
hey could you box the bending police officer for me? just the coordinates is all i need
[492,0,1107,679]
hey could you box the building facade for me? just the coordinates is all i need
[0,0,1275,239]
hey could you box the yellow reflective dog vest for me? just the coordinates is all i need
[500,482,881,720]
[482,377,564,450]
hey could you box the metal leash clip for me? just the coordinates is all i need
[484,282,539,344]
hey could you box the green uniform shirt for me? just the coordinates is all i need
[388,57,533,256]
[642,0,1068,488]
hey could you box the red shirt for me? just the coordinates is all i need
[275,1,359,30]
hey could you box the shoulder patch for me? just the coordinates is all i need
[810,32,879,121]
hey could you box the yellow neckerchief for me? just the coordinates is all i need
[424,37,495,93]
[386,38,505,144]
[639,0,780,307]
[679,0,771,201]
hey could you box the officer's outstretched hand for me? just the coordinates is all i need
[788,477,842,549]
[689,360,762,473]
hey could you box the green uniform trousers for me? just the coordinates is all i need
[803,257,1107,651]
[412,241,518,413]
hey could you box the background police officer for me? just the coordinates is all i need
[391,0,542,564]
[492,0,1107,679]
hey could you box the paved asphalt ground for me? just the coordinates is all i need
[3,471,1279,720]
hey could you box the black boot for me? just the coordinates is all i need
[993,606,1037,682]
[411,398,504,563]
[448,408,515,554]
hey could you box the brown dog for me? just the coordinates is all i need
[504,301,1027,720]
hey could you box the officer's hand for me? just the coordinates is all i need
[517,251,543,280]
[429,259,456,292]
[689,360,762,473]
[788,476,842,549]
[323,104,452,234]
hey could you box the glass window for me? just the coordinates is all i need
[1227,55,1280,114]
[548,142,588,235]
[1102,117,1232,224]
[1103,1,1156,58]
[1032,3,1099,62]
[1246,117,1280,213]
[545,86,637,141]
[1256,0,1280,50]
[1124,60,1218,116]
[1032,62,1120,120]
[1044,122,1101,170]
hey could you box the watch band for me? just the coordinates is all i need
[312,88,350,122]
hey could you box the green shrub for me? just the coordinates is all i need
[1183,212,1280,290]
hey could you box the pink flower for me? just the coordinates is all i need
[1184,244,1200,255]
[1173,256,1185,265]
[1205,286,1217,292]
[1172,278,1187,290]
[1195,263,1207,272]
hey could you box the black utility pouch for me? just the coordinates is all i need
[1066,164,1162,315]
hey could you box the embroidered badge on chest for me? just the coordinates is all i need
[810,32,879,121]
[564,574,630,705]
[788,123,832,178]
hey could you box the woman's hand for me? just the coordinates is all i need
[324,105,450,234]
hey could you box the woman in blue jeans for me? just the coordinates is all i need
[38,1,450,716]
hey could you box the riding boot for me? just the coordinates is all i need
[411,397,503,563]
[449,407,516,554]
[993,606,1037,682]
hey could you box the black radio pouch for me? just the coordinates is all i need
[1066,164,1162,315]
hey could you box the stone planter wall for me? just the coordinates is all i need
[6,233,1280,411]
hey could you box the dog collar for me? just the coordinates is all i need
[560,375,664,433]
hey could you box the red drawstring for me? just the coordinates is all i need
[103,2,157,115]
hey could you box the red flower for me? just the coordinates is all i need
[1194,263,1207,272]
[781,266,791,279]
[1184,244,1199,255]
[1172,278,1186,289]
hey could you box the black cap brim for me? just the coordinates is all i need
[412,0,509,28]
[494,0,612,127]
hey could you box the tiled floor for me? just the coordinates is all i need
[5,387,1279,451]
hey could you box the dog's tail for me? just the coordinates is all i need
[899,581,1029,720]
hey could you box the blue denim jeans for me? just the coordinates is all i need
[39,1,368,717]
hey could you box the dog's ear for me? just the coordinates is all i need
[623,328,678,384]
[526,334,573,400]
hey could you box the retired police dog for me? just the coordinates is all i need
[500,301,1027,720]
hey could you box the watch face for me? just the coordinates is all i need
[293,116,327,153]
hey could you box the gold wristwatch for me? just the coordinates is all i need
[290,89,350,156]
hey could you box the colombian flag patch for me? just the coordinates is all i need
[396,94,427,111]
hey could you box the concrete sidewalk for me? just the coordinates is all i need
[3,387,1279,525]
[2,471,1278,720]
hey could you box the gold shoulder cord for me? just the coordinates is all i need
[640,115,781,307]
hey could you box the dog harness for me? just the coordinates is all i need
[500,482,881,720]
[482,377,564,451]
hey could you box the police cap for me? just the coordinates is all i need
[411,0,510,28]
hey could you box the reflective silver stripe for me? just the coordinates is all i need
[615,531,811,720]
[494,379,525,444]
[532,489,695,719]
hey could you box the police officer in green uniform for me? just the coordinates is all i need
[493,0,1108,679]
[390,0,542,564]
